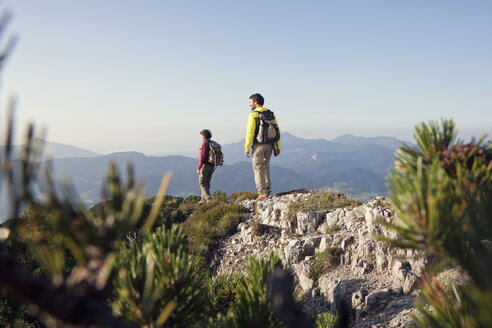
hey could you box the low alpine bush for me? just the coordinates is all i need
[182,202,246,256]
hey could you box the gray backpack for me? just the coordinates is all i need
[256,110,280,144]
[208,140,224,167]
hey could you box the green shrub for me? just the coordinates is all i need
[183,195,201,204]
[309,247,343,286]
[206,273,244,317]
[0,291,43,328]
[214,252,284,328]
[217,212,244,235]
[112,224,207,327]
[212,190,228,202]
[176,198,200,217]
[7,319,39,328]
[182,202,246,256]
[314,312,338,328]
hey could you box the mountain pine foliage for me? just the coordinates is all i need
[383,118,492,327]
[112,224,208,327]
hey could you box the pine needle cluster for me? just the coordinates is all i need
[382,118,492,327]
[112,225,207,327]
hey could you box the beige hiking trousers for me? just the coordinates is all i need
[251,143,273,196]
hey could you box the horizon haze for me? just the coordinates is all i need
[11,131,413,158]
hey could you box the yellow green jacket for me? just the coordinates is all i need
[244,107,281,152]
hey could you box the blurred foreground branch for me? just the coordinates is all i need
[0,251,133,327]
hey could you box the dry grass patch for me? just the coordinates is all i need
[287,191,361,223]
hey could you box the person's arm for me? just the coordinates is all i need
[197,142,207,172]
[244,113,256,157]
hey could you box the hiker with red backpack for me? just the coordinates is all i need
[244,93,281,200]
[197,129,223,204]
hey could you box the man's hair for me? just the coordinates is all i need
[249,93,264,106]
[200,129,212,139]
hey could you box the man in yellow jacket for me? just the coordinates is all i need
[244,93,281,200]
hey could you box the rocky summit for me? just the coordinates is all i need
[208,190,461,327]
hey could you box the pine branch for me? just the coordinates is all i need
[0,253,135,328]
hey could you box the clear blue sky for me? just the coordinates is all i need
[1,0,491,155]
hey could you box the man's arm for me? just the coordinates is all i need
[244,113,256,157]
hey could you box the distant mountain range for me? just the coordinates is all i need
[0,138,102,160]
[0,133,414,220]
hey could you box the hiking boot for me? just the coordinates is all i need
[256,194,267,200]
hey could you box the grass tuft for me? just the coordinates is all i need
[309,247,343,286]
[229,191,258,202]
[325,224,341,234]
